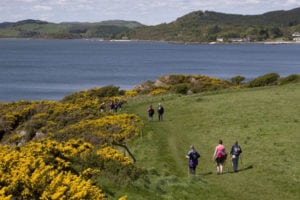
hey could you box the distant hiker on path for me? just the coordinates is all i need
[157,103,164,121]
[213,139,227,175]
[230,141,242,172]
[186,145,200,175]
[147,105,154,121]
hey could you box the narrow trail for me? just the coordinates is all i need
[128,100,195,177]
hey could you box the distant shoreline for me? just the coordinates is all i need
[1,37,300,45]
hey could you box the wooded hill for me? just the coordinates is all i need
[0,19,142,39]
[126,7,300,42]
[1,7,300,42]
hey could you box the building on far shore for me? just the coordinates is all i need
[292,32,300,42]
[216,38,224,42]
[228,36,251,43]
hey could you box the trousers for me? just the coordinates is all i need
[232,156,239,172]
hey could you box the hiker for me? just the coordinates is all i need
[109,101,115,112]
[186,145,200,175]
[230,141,242,172]
[147,105,155,121]
[116,99,123,111]
[157,103,164,121]
[213,139,227,175]
[100,102,106,112]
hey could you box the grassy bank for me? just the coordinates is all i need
[116,83,300,200]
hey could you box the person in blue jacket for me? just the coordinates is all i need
[186,145,200,175]
[230,141,242,172]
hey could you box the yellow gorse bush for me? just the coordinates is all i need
[125,90,138,97]
[59,113,143,144]
[97,146,132,165]
[118,195,128,200]
[81,168,101,180]
[41,171,106,200]
[0,87,145,199]
[0,139,106,199]
[148,88,167,96]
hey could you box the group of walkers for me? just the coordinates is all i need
[147,103,164,121]
[100,99,123,113]
[186,140,242,175]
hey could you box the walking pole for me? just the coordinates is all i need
[240,154,244,169]
[186,155,190,177]
[225,158,229,173]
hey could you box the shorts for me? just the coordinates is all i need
[215,157,225,164]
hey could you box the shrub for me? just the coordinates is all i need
[172,83,189,94]
[125,90,138,97]
[148,88,167,96]
[61,85,122,103]
[0,139,106,200]
[134,80,155,94]
[278,74,300,85]
[247,73,279,87]
[231,75,245,85]
[158,74,186,85]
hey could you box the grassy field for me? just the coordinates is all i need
[111,83,299,200]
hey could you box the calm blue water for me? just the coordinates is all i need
[0,39,299,102]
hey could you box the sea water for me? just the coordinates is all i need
[0,39,299,101]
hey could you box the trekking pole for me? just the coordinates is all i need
[186,156,190,177]
[225,159,229,173]
[240,154,244,169]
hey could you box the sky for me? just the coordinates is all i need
[1,0,300,25]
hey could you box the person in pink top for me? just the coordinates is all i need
[213,139,227,174]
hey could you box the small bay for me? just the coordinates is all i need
[0,39,299,101]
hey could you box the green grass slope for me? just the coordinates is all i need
[119,83,299,200]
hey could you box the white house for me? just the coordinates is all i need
[216,38,224,42]
[292,32,300,42]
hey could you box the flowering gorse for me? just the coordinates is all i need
[0,139,106,199]
[0,86,146,199]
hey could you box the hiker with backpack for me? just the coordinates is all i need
[230,141,242,172]
[157,103,164,121]
[213,139,227,175]
[186,145,200,175]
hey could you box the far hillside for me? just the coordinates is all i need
[0,19,143,39]
[126,7,300,42]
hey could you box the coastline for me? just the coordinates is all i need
[1,37,300,45]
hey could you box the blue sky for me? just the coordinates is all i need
[1,0,300,25]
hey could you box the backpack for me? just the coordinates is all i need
[233,145,241,156]
[148,108,154,115]
[158,106,164,114]
[217,150,227,159]
[190,151,200,161]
